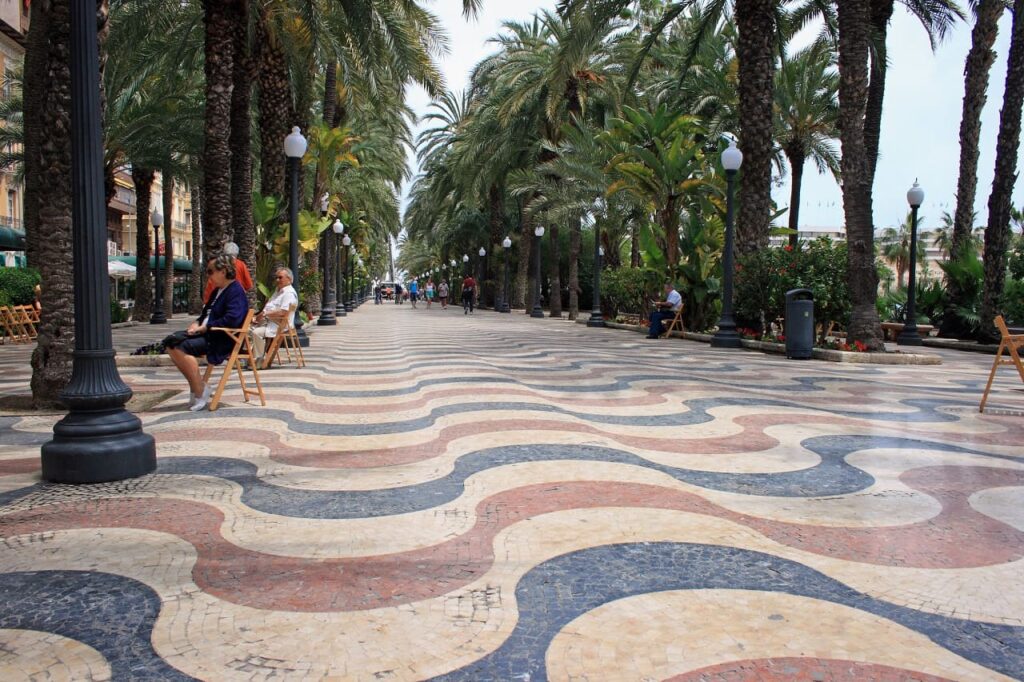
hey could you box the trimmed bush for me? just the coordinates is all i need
[0,267,41,305]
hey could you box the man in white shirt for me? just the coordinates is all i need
[250,267,299,363]
[646,282,683,339]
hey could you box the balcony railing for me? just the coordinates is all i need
[0,215,23,230]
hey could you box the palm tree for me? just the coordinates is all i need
[879,212,928,288]
[836,0,884,349]
[979,0,1024,342]
[202,0,236,254]
[24,0,74,407]
[773,39,840,248]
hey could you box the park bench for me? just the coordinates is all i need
[201,309,266,412]
[880,321,934,342]
[979,315,1024,413]
[261,304,305,370]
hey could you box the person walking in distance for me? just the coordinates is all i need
[408,279,419,308]
[461,273,476,314]
[438,280,450,309]
[425,278,435,308]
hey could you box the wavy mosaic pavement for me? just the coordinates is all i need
[1,305,1023,681]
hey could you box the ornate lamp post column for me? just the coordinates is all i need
[478,247,486,307]
[898,180,925,346]
[588,222,605,327]
[284,127,309,346]
[42,0,156,483]
[500,236,512,313]
[318,194,336,325]
[335,221,347,317]
[328,218,344,319]
[150,208,166,324]
[711,139,743,349]
[342,234,353,312]
[531,225,546,318]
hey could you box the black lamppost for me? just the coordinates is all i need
[531,225,546,318]
[462,253,469,278]
[42,0,155,483]
[588,220,605,328]
[329,218,344,318]
[318,194,336,326]
[500,236,512,313]
[478,247,486,306]
[711,139,743,349]
[343,234,353,312]
[284,126,309,346]
[898,180,925,346]
[335,221,346,317]
[150,208,166,324]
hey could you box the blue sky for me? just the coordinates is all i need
[403,2,1023,235]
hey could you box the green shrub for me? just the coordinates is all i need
[0,267,41,305]
[110,298,128,323]
[1004,278,1024,325]
[734,238,850,337]
[601,266,661,318]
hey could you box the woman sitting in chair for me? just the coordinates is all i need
[168,253,248,411]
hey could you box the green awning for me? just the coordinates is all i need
[110,255,193,272]
[0,225,25,251]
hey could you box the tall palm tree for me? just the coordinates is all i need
[836,0,884,349]
[979,0,1024,342]
[24,0,74,407]
[773,39,840,247]
[202,0,236,255]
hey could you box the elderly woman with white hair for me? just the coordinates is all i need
[203,240,253,302]
[250,266,299,365]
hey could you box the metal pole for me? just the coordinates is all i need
[898,203,923,345]
[711,169,741,348]
[531,233,544,318]
[335,236,346,317]
[345,249,354,312]
[319,215,336,325]
[150,221,166,323]
[587,225,604,327]
[288,157,309,346]
[500,246,511,313]
[42,0,155,483]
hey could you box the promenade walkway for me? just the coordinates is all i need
[1,304,1023,680]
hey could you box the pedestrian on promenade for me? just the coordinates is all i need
[204,241,252,303]
[438,280,449,309]
[167,254,248,411]
[425,278,435,308]
[394,282,403,304]
[409,279,419,308]
[374,283,383,305]
[461,274,476,314]
[646,282,682,339]
[249,267,298,366]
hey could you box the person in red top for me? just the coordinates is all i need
[461,274,476,314]
[203,241,253,302]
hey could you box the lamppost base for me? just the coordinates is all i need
[42,409,156,483]
[897,328,923,346]
[530,307,544,318]
[499,301,511,313]
[586,311,605,327]
[710,330,743,348]
[149,311,167,324]
[295,325,310,347]
[318,308,337,325]
[344,302,354,313]
[336,306,347,317]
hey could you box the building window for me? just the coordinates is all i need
[7,190,15,219]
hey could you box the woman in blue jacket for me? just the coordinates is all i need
[167,253,249,411]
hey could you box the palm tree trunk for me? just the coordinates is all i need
[189,183,203,314]
[786,149,804,248]
[162,174,174,317]
[131,167,155,322]
[734,0,776,254]
[979,0,1024,342]
[230,0,256,305]
[202,0,235,256]
[837,0,884,350]
[25,0,75,407]
[945,0,1004,336]
[568,217,580,320]
[488,184,504,308]
[864,0,894,185]
[514,210,533,310]
[660,195,680,270]
[256,12,288,203]
[323,62,337,128]
[547,223,562,317]
[630,220,640,267]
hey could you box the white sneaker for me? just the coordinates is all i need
[190,395,210,412]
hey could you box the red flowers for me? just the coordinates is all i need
[783,244,793,252]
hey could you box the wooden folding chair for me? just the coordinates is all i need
[979,315,1024,413]
[201,309,266,412]
[0,305,32,344]
[261,304,305,370]
[15,306,38,339]
[660,305,685,338]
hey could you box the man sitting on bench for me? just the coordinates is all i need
[250,266,298,366]
[646,282,682,339]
